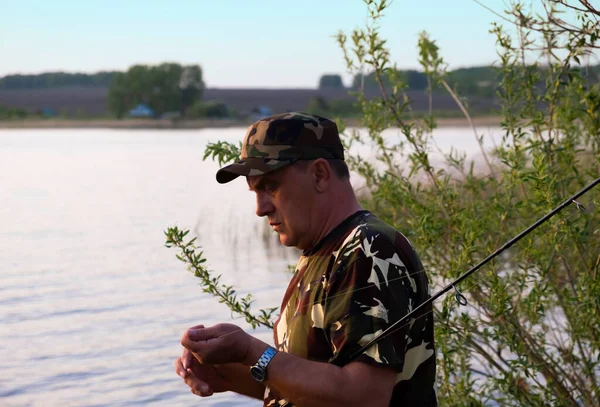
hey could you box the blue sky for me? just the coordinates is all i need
[0,0,559,87]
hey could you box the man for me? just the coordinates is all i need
[175,112,437,406]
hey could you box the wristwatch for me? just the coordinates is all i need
[250,346,277,382]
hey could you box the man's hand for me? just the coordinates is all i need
[174,348,232,397]
[180,323,267,366]
[175,324,268,400]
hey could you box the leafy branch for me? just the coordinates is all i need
[203,140,242,166]
[164,226,278,329]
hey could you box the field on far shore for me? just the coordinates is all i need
[0,116,503,130]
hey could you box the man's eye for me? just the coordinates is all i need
[264,183,278,193]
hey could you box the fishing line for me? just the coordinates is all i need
[200,184,593,344]
[204,263,480,343]
[206,268,432,341]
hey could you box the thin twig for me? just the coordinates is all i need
[440,80,496,177]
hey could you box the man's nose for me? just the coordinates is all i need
[255,191,274,217]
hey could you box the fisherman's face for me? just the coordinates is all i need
[247,163,317,250]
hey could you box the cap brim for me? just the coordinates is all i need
[216,157,295,184]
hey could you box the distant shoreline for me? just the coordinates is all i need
[0,116,504,130]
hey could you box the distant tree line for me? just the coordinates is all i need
[107,63,204,118]
[0,106,29,119]
[0,71,117,89]
[318,74,345,89]
[305,96,361,118]
[3,64,599,100]
[318,65,600,98]
[3,62,599,120]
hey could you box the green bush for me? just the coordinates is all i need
[0,105,29,120]
[306,97,362,118]
[186,100,231,119]
[333,1,600,405]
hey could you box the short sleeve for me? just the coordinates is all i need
[323,237,415,371]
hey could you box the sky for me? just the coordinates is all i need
[0,0,576,88]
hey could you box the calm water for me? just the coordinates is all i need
[0,126,503,407]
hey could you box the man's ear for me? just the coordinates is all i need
[311,159,331,192]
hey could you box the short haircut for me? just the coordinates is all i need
[294,159,350,180]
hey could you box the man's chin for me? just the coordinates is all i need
[279,236,308,251]
[278,234,295,247]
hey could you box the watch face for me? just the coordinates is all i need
[250,366,265,382]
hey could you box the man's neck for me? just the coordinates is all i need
[305,188,363,251]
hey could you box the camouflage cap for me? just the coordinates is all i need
[216,112,345,184]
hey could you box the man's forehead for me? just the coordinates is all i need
[247,172,276,188]
[246,166,290,189]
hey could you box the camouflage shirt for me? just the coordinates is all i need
[264,211,437,406]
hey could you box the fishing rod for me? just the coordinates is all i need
[343,175,600,365]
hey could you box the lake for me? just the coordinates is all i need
[0,126,504,406]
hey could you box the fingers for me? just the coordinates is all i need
[183,325,225,344]
[174,356,187,379]
[186,368,214,397]
[181,329,208,353]
[181,324,248,365]
[181,348,193,370]
[174,357,214,397]
[181,325,204,369]
[186,326,209,341]
[180,325,212,356]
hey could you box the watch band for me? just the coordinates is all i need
[256,346,277,369]
[250,346,277,382]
